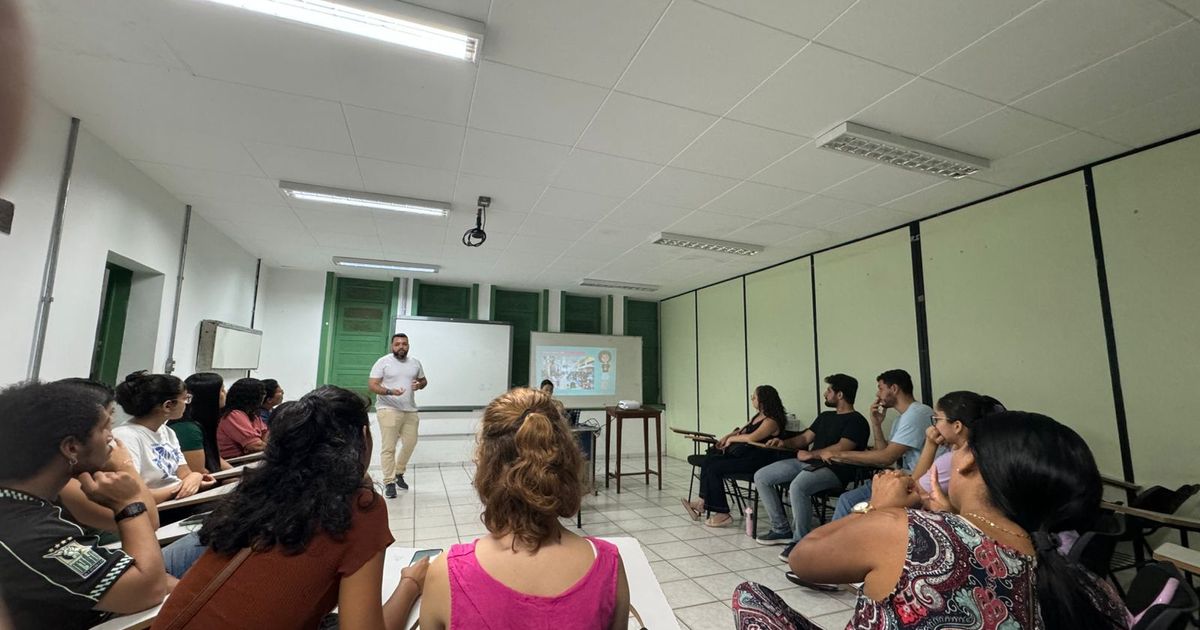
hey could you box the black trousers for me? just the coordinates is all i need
[698,448,778,514]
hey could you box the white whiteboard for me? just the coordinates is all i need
[394,317,512,410]
[208,324,262,370]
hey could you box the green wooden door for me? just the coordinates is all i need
[492,288,541,387]
[329,279,394,403]
[414,281,475,319]
[625,299,661,404]
[90,263,132,386]
[562,293,603,334]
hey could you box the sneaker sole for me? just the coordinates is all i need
[756,537,792,546]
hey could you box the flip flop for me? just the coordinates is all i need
[704,514,733,528]
[680,498,702,521]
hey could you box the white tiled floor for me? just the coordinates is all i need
[377,456,857,630]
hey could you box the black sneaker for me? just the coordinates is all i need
[785,571,839,591]
[778,542,795,563]
[756,530,793,546]
[395,474,408,490]
[384,483,397,498]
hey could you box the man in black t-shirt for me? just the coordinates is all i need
[753,374,869,560]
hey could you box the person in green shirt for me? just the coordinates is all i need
[169,373,232,474]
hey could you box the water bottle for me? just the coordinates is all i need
[744,506,755,537]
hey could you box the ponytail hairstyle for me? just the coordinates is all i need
[221,378,265,419]
[179,373,224,473]
[968,412,1125,630]
[200,386,372,555]
[474,387,584,552]
[754,384,787,428]
[935,390,1006,433]
[114,371,184,417]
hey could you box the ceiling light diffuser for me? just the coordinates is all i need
[816,122,989,179]
[579,278,661,292]
[332,256,439,273]
[197,0,483,61]
[651,232,764,257]
[280,181,449,217]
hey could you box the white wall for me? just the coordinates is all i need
[0,97,70,383]
[0,97,260,385]
[253,267,326,396]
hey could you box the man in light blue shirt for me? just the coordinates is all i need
[822,369,934,520]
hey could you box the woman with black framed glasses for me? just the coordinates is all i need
[113,371,215,504]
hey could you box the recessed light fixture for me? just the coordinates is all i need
[579,278,661,292]
[333,256,439,273]
[651,232,764,257]
[197,0,483,61]
[280,181,449,217]
[816,122,989,179]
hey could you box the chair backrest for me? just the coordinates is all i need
[1127,562,1200,630]
[1128,484,1200,536]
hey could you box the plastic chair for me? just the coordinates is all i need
[1126,562,1199,630]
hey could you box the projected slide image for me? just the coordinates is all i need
[535,346,616,396]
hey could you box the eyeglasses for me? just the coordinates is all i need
[930,414,948,426]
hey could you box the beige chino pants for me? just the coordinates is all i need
[377,407,420,480]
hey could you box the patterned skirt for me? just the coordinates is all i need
[732,582,825,630]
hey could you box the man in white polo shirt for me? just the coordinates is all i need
[367,333,427,498]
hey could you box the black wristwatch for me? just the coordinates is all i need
[114,501,148,523]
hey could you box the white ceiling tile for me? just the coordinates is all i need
[817,1,1039,74]
[404,0,492,22]
[633,168,739,209]
[774,229,841,255]
[1011,22,1200,130]
[935,108,1075,161]
[884,178,1007,217]
[469,61,608,145]
[703,182,810,219]
[974,132,1129,187]
[822,207,912,236]
[86,123,264,177]
[312,231,384,249]
[484,0,669,87]
[751,143,871,192]
[728,43,913,137]
[1084,85,1200,148]
[532,188,623,221]
[616,0,804,114]
[23,0,188,69]
[451,174,545,214]
[726,221,811,246]
[551,150,661,197]
[459,129,570,184]
[516,213,597,239]
[243,142,363,190]
[355,159,458,203]
[927,0,1188,103]
[820,167,945,206]
[377,222,449,251]
[577,92,718,164]
[604,200,693,232]
[292,206,378,235]
[670,119,808,179]
[566,236,641,261]
[149,0,477,124]
[185,199,302,229]
[665,210,754,238]
[854,79,1002,142]
[768,195,869,228]
[343,106,465,172]
[461,207,528,235]
[502,234,572,260]
[132,161,286,207]
[696,0,855,39]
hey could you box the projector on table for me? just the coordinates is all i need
[617,400,641,410]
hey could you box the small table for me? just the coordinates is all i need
[571,424,602,528]
[604,406,662,493]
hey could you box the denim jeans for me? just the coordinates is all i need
[161,531,207,578]
[832,482,873,521]
[753,459,842,543]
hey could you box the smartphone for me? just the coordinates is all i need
[409,548,441,565]
[178,511,212,528]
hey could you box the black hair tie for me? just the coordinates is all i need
[1032,530,1059,553]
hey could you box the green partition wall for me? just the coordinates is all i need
[1093,134,1200,488]
[921,173,1122,476]
[814,230,921,431]
[697,279,748,436]
[661,293,698,459]
[745,258,818,423]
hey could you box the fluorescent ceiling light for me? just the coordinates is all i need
[280,181,449,217]
[197,0,483,61]
[333,256,439,273]
[816,122,989,179]
[651,232,764,257]
[579,278,661,292]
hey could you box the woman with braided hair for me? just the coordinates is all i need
[418,387,631,630]
[153,386,426,630]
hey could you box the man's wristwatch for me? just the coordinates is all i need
[851,501,875,515]
[114,501,148,523]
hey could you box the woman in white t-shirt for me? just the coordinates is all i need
[113,371,215,503]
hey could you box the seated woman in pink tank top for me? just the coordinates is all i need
[419,388,631,630]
